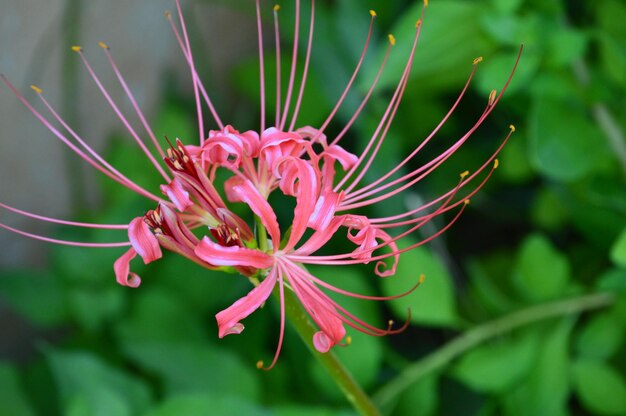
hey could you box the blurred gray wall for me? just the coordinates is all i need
[0,0,257,268]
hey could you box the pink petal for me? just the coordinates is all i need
[284,264,346,352]
[308,189,343,230]
[293,215,346,256]
[128,217,162,264]
[160,179,192,212]
[195,236,273,269]
[323,145,358,170]
[215,267,278,338]
[113,248,142,288]
[228,179,281,248]
[273,157,320,251]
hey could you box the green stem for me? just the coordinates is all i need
[279,287,381,416]
[373,292,615,409]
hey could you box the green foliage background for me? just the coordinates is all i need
[2,0,626,415]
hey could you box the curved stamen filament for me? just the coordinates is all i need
[0,202,128,229]
[288,0,315,131]
[100,43,165,158]
[312,10,377,145]
[279,0,300,131]
[73,48,170,181]
[0,222,130,248]
[273,5,282,128]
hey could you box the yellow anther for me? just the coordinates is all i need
[71,46,82,53]
[388,319,394,326]
[488,89,497,105]
[416,18,422,28]
[165,10,172,19]
[388,34,396,46]
[418,274,426,285]
[494,159,500,169]
[345,336,352,345]
[98,41,109,50]
[30,85,43,94]
[464,199,471,205]
[369,10,377,17]
[256,360,264,369]
[509,124,516,132]
[273,4,280,12]
[460,170,469,179]
[424,0,429,6]
[473,56,483,64]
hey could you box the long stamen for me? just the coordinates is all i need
[348,59,480,200]
[334,23,420,193]
[0,222,130,248]
[99,42,165,158]
[0,202,128,229]
[72,46,171,181]
[273,5,282,128]
[166,8,224,131]
[34,90,162,201]
[312,10,377,145]
[279,0,300,131]
[256,0,266,133]
[175,0,205,145]
[0,76,162,203]
[288,0,315,131]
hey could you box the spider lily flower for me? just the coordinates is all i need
[0,0,519,369]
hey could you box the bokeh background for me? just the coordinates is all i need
[1,0,625,415]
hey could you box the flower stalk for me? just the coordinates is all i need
[279,285,381,416]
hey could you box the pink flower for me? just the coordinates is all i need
[0,0,519,368]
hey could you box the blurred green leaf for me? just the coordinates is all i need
[67,286,124,332]
[513,234,571,301]
[0,363,35,416]
[122,342,260,400]
[451,331,538,393]
[143,394,266,416]
[529,96,609,182]
[596,268,626,293]
[46,350,152,416]
[610,228,626,268]
[575,312,624,360]
[545,28,588,68]
[572,360,626,415]
[480,13,538,46]
[489,0,524,14]
[115,288,208,345]
[273,405,353,416]
[0,270,68,327]
[502,320,573,416]
[381,245,458,327]
[530,187,568,231]
[395,374,439,416]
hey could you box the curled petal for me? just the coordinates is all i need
[202,136,244,167]
[114,248,141,288]
[322,145,358,171]
[260,127,308,169]
[308,190,344,230]
[195,236,274,269]
[215,267,278,338]
[128,217,162,264]
[296,125,328,146]
[160,179,191,212]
